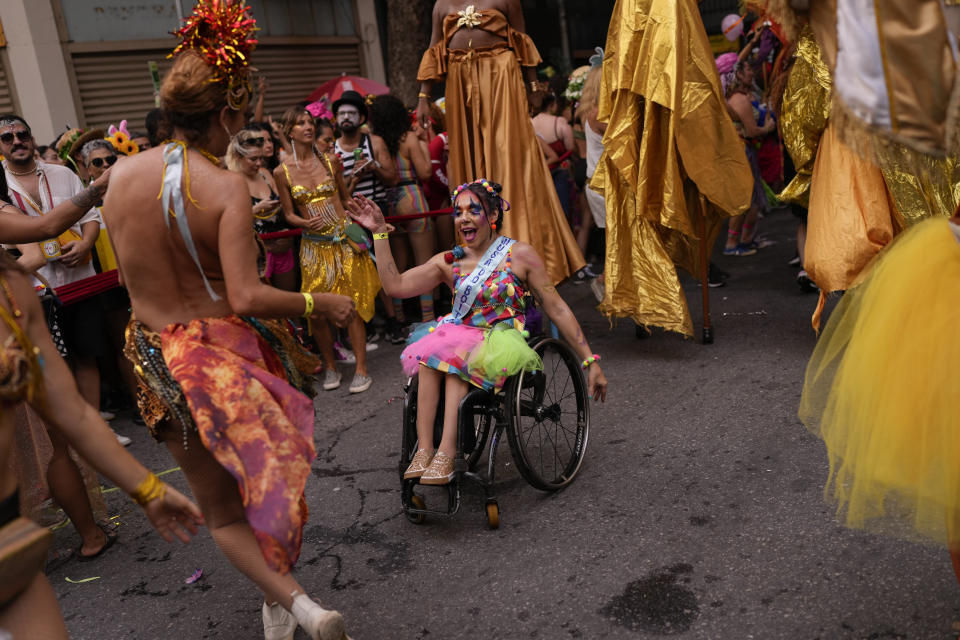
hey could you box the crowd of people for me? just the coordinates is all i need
[0,0,957,637]
[0,0,608,637]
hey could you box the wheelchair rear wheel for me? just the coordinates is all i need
[505,337,590,491]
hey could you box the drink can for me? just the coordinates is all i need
[41,239,62,260]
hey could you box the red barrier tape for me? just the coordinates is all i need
[55,269,120,306]
[259,206,455,240]
[548,149,573,170]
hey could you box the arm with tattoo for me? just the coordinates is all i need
[0,178,108,244]
[70,182,106,210]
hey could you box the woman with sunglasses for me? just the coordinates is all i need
[226,129,297,291]
[81,140,118,176]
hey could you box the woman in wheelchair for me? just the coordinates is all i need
[347,178,607,486]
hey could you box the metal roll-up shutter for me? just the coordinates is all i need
[69,40,361,131]
[252,42,362,118]
[0,54,16,115]
[70,48,172,132]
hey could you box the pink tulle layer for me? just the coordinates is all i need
[401,323,485,377]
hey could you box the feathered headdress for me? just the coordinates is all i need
[170,0,258,110]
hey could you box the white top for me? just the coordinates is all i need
[584,120,606,229]
[585,119,604,178]
[3,161,99,288]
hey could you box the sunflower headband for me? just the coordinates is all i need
[170,0,259,111]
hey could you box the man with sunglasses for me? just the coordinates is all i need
[0,114,128,446]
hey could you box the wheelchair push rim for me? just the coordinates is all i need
[506,337,590,491]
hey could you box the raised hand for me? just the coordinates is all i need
[345,194,386,231]
[315,293,356,327]
[142,485,204,543]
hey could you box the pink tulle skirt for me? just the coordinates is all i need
[401,323,485,378]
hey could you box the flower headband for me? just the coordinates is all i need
[450,178,511,211]
[170,0,258,111]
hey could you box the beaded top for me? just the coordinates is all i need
[451,248,527,330]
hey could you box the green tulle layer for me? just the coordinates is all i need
[471,324,542,381]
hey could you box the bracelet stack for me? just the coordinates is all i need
[580,354,601,369]
[301,292,314,318]
[130,472,167,506]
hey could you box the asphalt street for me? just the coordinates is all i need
[50,209,959,639]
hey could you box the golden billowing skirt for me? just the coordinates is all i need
[799,218,960,546]
[444,44,584,284]
[300,234,380,323]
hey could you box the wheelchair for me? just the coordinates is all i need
[399,333,590,529]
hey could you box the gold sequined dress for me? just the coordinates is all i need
[282,161,380,322]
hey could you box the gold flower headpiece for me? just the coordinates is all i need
[170,0,258,110]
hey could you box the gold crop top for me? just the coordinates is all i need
[282,155,343,233]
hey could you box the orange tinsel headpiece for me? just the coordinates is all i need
[170,0,258,110]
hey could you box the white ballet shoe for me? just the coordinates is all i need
[291,593,350,640]
[262,601,297,640]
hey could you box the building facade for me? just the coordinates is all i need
[0,0,386,145]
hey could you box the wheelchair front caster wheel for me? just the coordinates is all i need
[485,500,500,529]
[406,494,426,525]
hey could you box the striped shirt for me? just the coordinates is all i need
[335,134,386,204]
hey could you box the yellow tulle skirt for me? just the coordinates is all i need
[799,217,960,547]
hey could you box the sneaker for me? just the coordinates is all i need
[365,341,379,352]
[797,269,818,293]
[348,374,372,394]
[100,410,116,421]
[114,431,132,447]
[571,265,598,285]
[290,594,346,640]
[787,253,801,267]
[333,342,356,364]
[403,449,434,479]
[322,369,342,391]
[420,451,455,485]
[722,244,757,257]
[263,601,297,640]
[386,320,406,345]
[707,263,727,288]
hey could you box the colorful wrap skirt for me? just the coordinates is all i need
[124,315,320,573]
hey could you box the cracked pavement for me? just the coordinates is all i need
[51,211,960,639]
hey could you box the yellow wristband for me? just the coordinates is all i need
[130,472,167,506]
[301,292,314,318]
[373,232,389,240]
[418,92,430,99]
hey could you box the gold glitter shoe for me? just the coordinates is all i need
[403,449,434,480]
[420,451,455,485]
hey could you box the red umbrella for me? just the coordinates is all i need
[306,74,391,103]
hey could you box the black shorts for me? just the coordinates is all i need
[58,294,111,359]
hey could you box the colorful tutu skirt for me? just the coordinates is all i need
[401,320,542,393]
[799,217,960,546]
